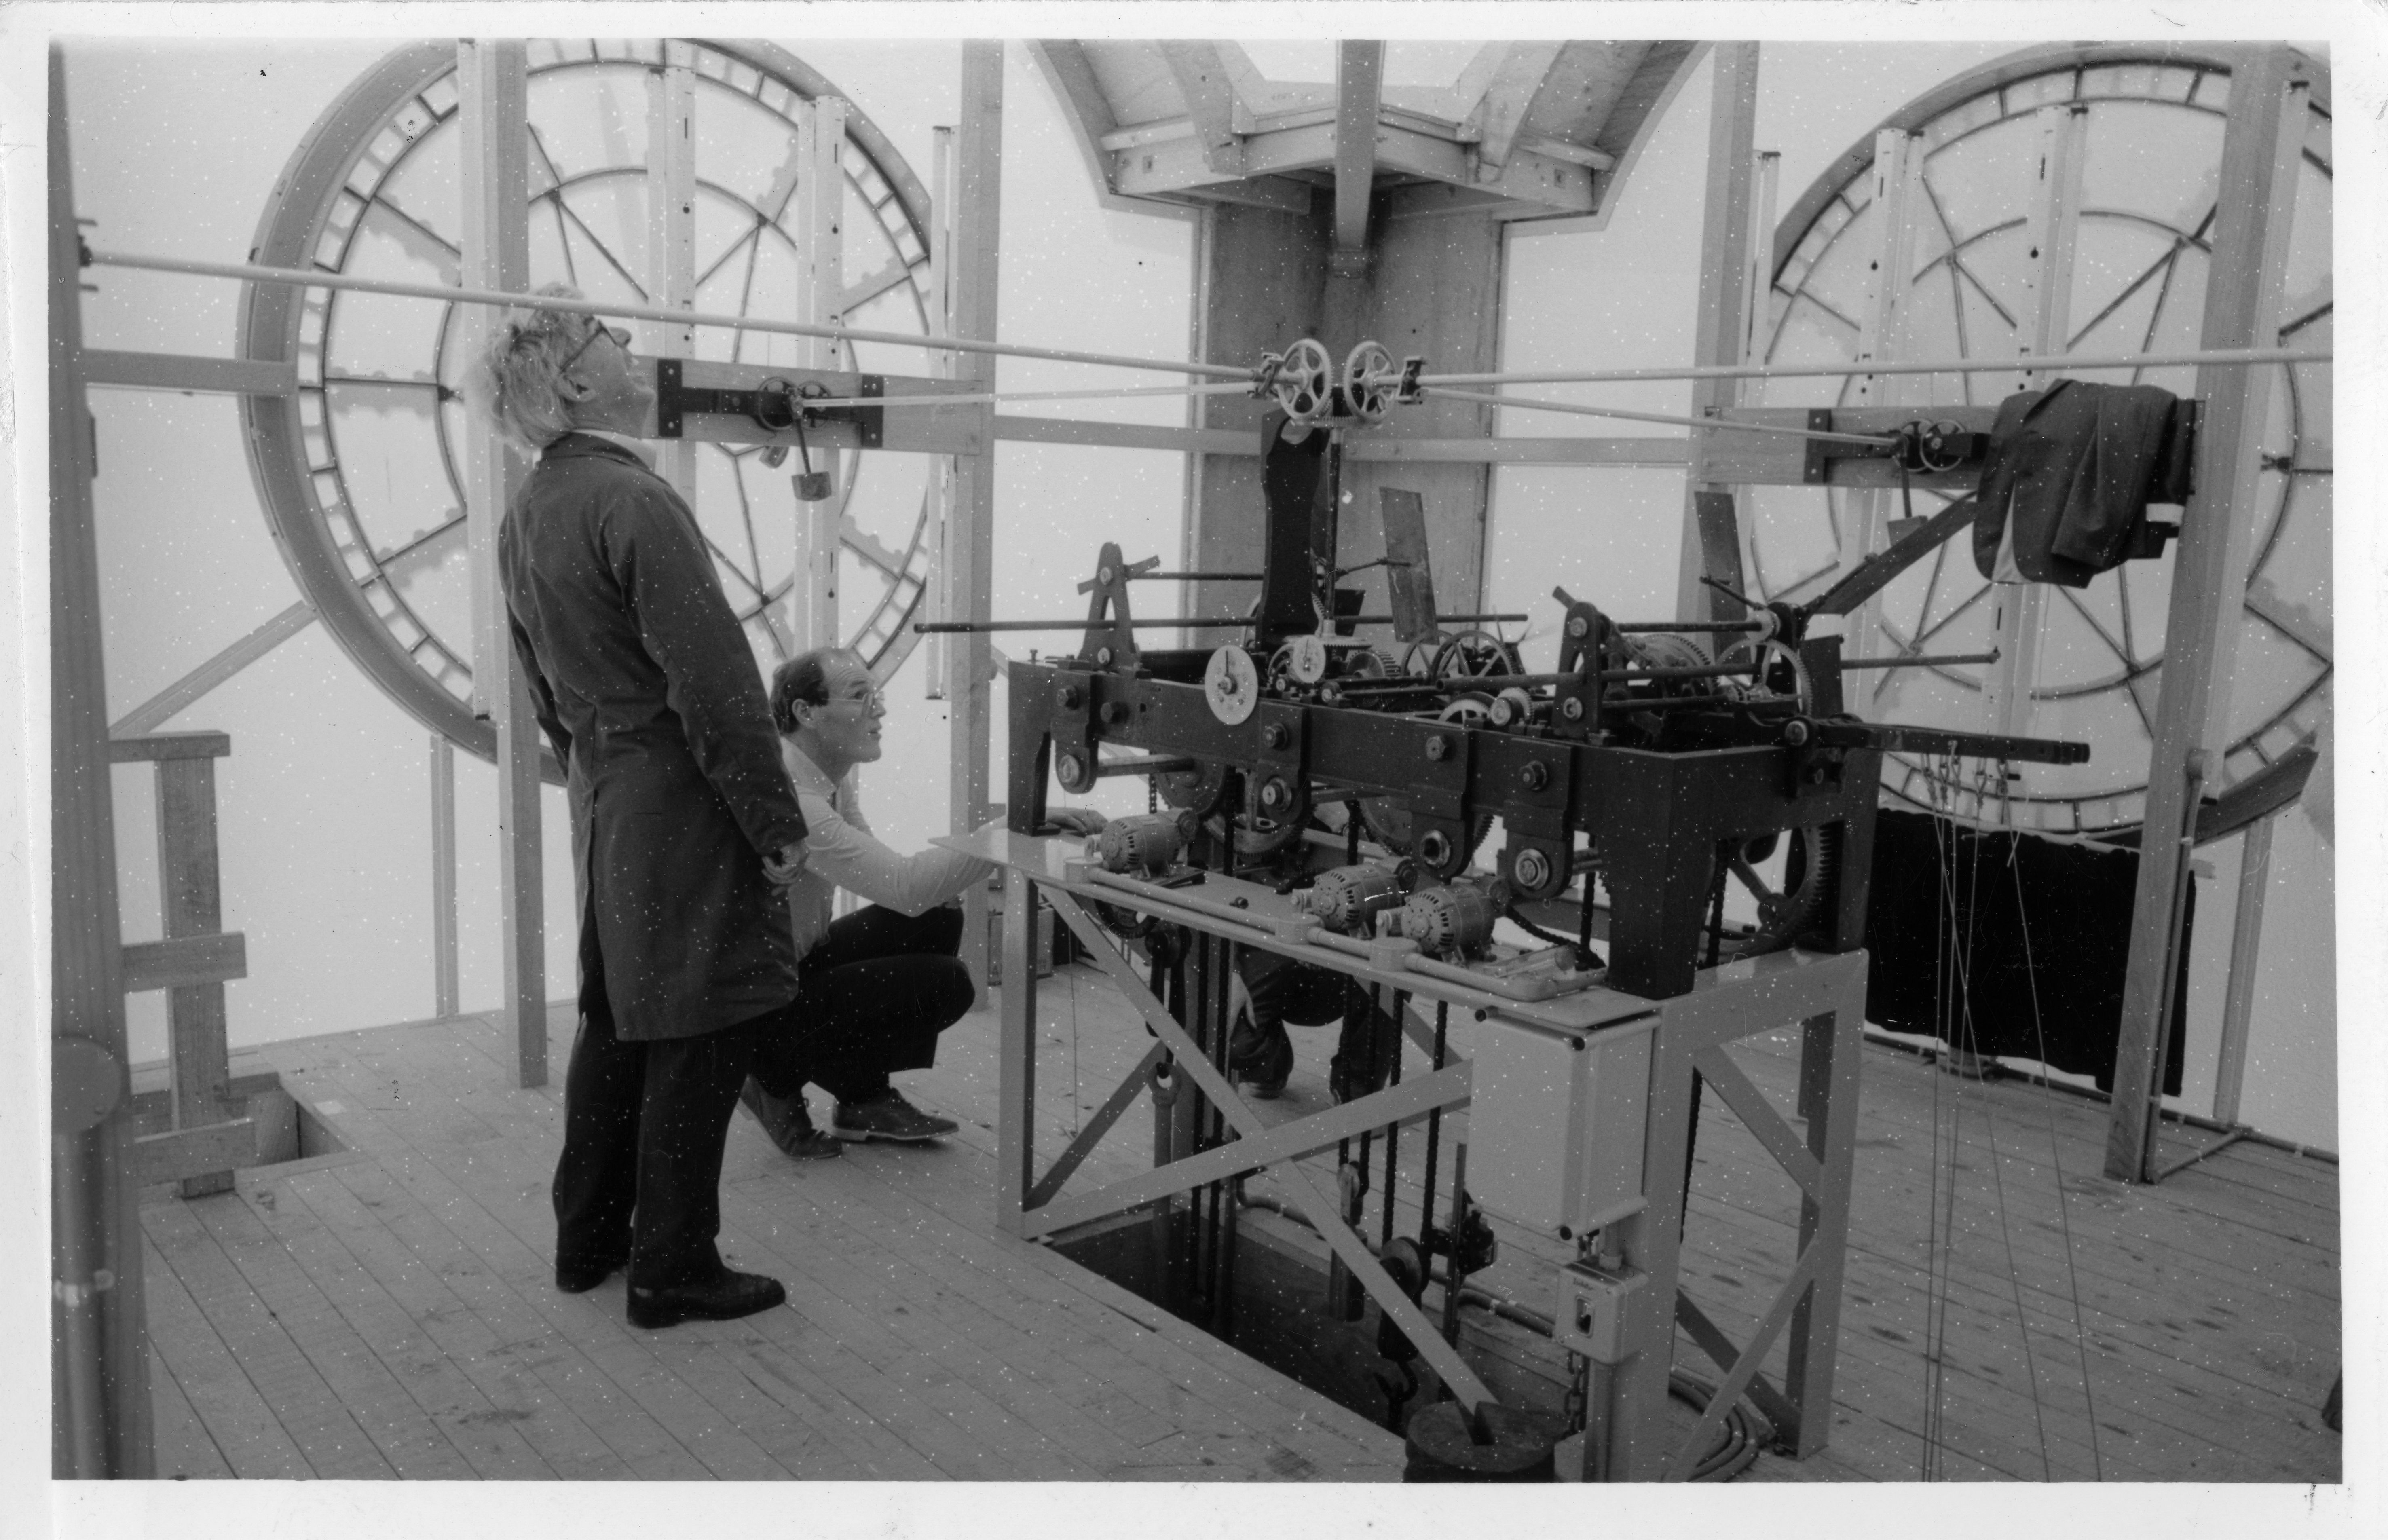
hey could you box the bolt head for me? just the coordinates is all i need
[1561,697,1585,721]
[1567,615,1590,638]
[1522,762,1551,792]
[1098,566,1115,585]
[1058,753,1085,786]
[1059,684,1084,710]
[1096,647,1114,666]
[1262,722,1289,750]
[1260,778,1290,810]
[1424,735,1449,762]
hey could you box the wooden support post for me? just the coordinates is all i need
[1674,42,1761,626]
[156,754,236,1198]
[2211,815,2275,1127]
[1330,42,1385,269]
[949,42,1003,991]
[2106,51,2307,1182]
[792,93,850,653]
[459,39,547,1088]
[645,41,699,505]
[1984,104,2088,750]
[430,732,460,1018]
[1837,130,1923,671]
[48,44,155,1479]
[924,125,956,700]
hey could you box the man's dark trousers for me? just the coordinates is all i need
[552,981,776,1291]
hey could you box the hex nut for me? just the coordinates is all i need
[1425,735,1450,762]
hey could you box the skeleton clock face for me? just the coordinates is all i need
[238,39,939,770]
[1743,47,2331,833]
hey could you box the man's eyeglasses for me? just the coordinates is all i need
[558,321,633,377]
[823,685,885,713]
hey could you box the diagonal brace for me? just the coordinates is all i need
[1025,1039,1168,1211]
[1664,1245,1822,1480]
[1045,887,1496,1410]
[1692,1041,1822,1197]
[1023,1059,1471,1237]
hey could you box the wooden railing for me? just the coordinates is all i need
[111,731,256,1197]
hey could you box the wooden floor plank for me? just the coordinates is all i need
[229,1170,565,1480]
[142,1198,397,1478]
[144,1344,233,1480]
[139,1236,311,1479]
[184,1183,486,1480]
[275,1166,613,1480]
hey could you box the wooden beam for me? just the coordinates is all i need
[458,39,546,1089]
[430,733,460,1018]
[48,43,155,1477]
[107,731,232,764]
[2210,815,2276,1128]
[924,125,956,703]
[949,41,1003,991]
[1158,41,1247,177]
[1838,129,1924,670]
[1026,41,1122,201]
[1985,104,2089,746]
[1672,42,1761,625]
[80,350,296,396]
[645,41,699,505]
[792,90,849,653]
[1331,41,1384,262]
[156,756,238,1196]
[1470,42,1566,169]
[120,934,247,995]
[132,1120,257,1190]
[2107,53,2309,1182]
[108,600,314,739]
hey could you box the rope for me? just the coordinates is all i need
[1397,342,2331,389]
[1428,385,1896,446]
[2003,785,2107,1479]
[1960,768,2055,1479]
[84,248,1256,381]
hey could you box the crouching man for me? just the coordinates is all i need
[742,646,1104,1155]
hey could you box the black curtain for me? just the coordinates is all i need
[1863,809,2192,1096]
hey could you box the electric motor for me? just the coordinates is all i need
[1096,812,1186,876]
[1294,860,1408,932]
[1396,875,1511,955]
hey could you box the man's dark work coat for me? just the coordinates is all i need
[501,433,809,1042]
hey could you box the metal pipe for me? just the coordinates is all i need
[1417,1002,1449,1262]
[1094,755,1197,778]
[913,611,1529,634]
[87,248,1260,381]
[1137,571,1262,581]
[1599,661,1763,683]
[1380,990,1405,1251]
[1839,650,2000,670]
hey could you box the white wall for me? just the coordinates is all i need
[65,36,2338,1149]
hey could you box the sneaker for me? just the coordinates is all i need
[626,1267,786,1329]
[831,1089,960,1143]
[741,1077,843,1160]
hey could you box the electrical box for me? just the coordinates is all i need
[1553,1259,1646,1364]
[1468,1013,1655,1239]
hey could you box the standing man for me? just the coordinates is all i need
[471,287,808,1329]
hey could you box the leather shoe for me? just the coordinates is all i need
[832,1089,959,1143]
[741,1077,843,1160]
[556,1253,629,1294]
[627,1268,787,1329]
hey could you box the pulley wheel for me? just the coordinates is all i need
[1342,340,1395,424]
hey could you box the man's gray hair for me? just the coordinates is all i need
[464,283,606,453]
